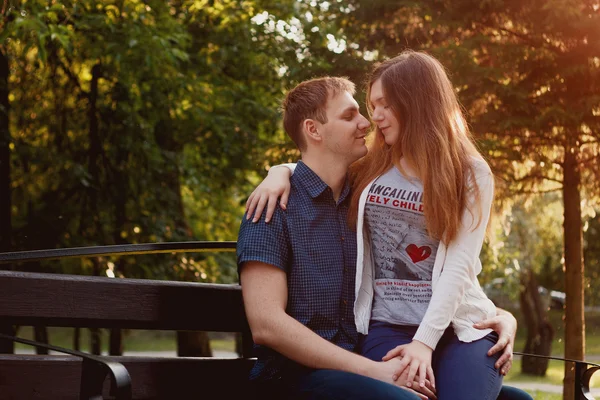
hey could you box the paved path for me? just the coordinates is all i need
[507,381,600,396]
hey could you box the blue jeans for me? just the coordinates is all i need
[360,321,508,400]
[250,369,532,400]
[252,369,422,400]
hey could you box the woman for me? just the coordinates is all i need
[246,51,520,400]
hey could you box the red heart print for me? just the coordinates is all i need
[406,244,432,263]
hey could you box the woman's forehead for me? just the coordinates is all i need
[369,79,385,103]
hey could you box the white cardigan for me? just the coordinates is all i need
[354,157,496,350]
[278,158,496,350]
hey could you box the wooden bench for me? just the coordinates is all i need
[0,242,599,399]
[0,242,254,400]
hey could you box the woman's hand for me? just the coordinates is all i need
[474,308,517,375]
[368,358,437,400]
[382,340,435,390]
[245,166,292,223]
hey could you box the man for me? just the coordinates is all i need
[237,77,431,399]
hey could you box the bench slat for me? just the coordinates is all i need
[0,271,248,332]
[0,355,254,399]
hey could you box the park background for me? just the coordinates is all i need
[0,1,599,399]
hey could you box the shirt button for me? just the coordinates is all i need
[343,300,348,305]
[341,236,345,241]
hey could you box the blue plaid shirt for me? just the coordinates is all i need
[237,161,358,381]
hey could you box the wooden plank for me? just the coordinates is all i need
[0,271,248,332]
[0,355,80,399]
[0,355,255,399]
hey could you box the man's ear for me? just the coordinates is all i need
[302,119,322,142]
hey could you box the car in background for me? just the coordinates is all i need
[549,289,566,310]
[482,277,565,310]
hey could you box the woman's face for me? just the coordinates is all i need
[369,78,400,146]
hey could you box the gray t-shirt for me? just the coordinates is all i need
[364,167,440,326]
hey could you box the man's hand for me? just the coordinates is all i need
[368,358,437,400]
[382,340,435,390]
[474,309,517,375]
[245,166,291,223]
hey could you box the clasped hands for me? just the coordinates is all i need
[384,340,435,396]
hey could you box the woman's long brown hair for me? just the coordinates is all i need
[348,50,486,245]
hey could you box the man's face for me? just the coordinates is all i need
[317,91,370,164]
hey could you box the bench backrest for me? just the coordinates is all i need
[0,269,256,399]
[0,270,248,333]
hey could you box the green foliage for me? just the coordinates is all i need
[1,0,302,282]
[3,0,598,295]
[480,194,564,297]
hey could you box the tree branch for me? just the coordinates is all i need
[473,22,562,55]
[514,187,562,195]
[580,155,599,167]
[56,57,89,98]
[513,173,563,184]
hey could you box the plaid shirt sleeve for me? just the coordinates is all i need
[237,206,290,275]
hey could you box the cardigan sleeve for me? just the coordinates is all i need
[412,159,495,349]
[270,163,297,174]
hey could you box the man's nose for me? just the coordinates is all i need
[358,115,370,130]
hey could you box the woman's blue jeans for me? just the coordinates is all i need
[359,321,531,400]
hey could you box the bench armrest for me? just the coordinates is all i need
[0,333,131,400]
[514,351,600,400]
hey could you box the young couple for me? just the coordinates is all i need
[237,50,531,400]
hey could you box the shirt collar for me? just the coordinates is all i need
[295,161,351,204]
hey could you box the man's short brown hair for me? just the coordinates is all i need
[282,77,355,151]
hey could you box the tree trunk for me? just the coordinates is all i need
[89,328,102,355]
[519,269,553,375]
[73,327,81,351]
[109,328,123,356]
[235,332,243,357]
[562,147,585,400]
[0,44,14,355]
[90,259,102,355]
[34,326,49,355]
[177,331,212,357]
[109,127,128,356]
[86,63,104,357]
[154,120,212,357]
[0,44,10,254]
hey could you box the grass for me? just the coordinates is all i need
[15,309,600,356]
[512,308,600,355]
[505,360,572,386]
[504,359,600,391]
[14,327,236,353]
